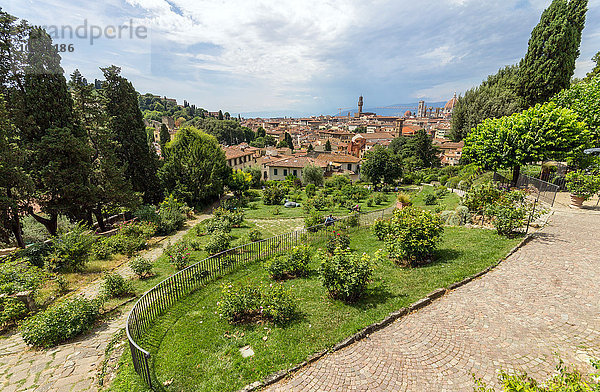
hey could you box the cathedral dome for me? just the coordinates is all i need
[445,92,458,111]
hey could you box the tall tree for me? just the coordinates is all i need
[218,110,224,120]
[516,0,588,107]
[20,28,92,235]
[159,123,170,148]
[0,94,30,247]
[324,139,332,151]
[158,126,230,207]
[553,75,600,144]
[450,65,524,141]
[69,69,137,230]
[101,65,162,204]
[284,132,294,151]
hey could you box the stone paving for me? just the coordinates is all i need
[264,204,600,391]
[0,214,209,392]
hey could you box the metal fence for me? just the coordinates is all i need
[126,206,396,389]
[492,172,560,207]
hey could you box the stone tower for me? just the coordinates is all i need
[358,96,363,115]
[417,100,426,118]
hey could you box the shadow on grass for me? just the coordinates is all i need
[347,282,395,311]
[430,248,463,266]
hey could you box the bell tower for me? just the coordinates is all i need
[358,96,363,116]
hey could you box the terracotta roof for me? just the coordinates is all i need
[223,146,256,160]
[267,156,327,169]
[314,154,361,164]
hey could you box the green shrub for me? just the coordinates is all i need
[485,191,532,236]
[217,283,297,324]
[0,260,48,296]
[15,242,52,268]
[46,224,95,272]
[101,273,133,298]
[318,247,373,302]
[474,359,600,392]
[263,184,287,205]
[435,186,449,198]
[265,245,311,279]
[423,193,437,205]
[21,215,74,246]
[366,198,374,207]
[325,175,351,190]
[346,213,360,228]
[305,183,316,198]
[164,241,193,269]
[248,229,262,242]
[91,237,113,260]
[213,207,244,227]
[462,181,501,213]
[204,218,232,234]
[156,195,188,235]
[133,205,160,225]
[0,297,28,326]
[442,206,471,226]
[304,210,324,231]
[129,256,153,278]
[20,297,100,347]
[373,192,386,205]
[102,221,156,257]
[385,206,444,266]
[326,230,350,254]
[372,218,391,241]
[205,231,231,255]
[566,170,600,200]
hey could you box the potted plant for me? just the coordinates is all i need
[565,170,600,208]
[396,192,411,209]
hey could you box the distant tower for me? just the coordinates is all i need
[358,96,364,115]
[417,100,426,118]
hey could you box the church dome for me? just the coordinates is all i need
[404,110,412,117]
[445,92,458,111]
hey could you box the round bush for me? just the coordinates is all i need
[265,244,312,279]
[101,273,133,298]
[205,231,231,255]
[217,283,297,324]
[248,228,262,242]
[385,206,444,266]
[20,297,100,347]
[129,256,153,278]
[372,218,391,241]
[326,231,350,254]
[318,247,373,302]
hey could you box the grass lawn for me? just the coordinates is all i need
[109,226,521,392]
[406,185,461,212]
[242,189,396,220]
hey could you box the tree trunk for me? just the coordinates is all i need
[511,165,521,187]
[11,221,25,248]
[94,209,107,232]
[29,210,58,236]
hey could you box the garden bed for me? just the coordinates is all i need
[109,226,520,392]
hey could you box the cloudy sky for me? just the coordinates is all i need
[4,0,600,116]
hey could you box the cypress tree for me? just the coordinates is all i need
[516,0,588,106]
[101,65,162,204]
[159,123,170,148]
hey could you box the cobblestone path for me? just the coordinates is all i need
[0,214,209,392]
[265,207,600,391]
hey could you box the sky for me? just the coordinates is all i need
[4,0,600,117]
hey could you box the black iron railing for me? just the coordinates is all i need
[126,206,396,389]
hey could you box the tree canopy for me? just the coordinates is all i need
[361,145,402,184]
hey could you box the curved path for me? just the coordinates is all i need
[264,205,600,391]
[0,214,209,392]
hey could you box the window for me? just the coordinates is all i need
[284,169,288,176]
[274,168,278,175]
[348,163,352,170]
[293,170,297,176]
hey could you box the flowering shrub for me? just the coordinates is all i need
[213,207,244,227]
[156,195,189,234]
[265,245,312,279]
[0,261,49,295]
[128,256,153,278]
[20,297,101,347]
[326,231,350,254]
[318,247,373,302]
[263,184,287,205]
[217,283,297,324]
[565,170,600,200]
[101,273,133,298]
[164,242,191,270]
[485,191,538,236]
[46,223,95,272]
[372,218,391,241]
[204,218,232,234]
[385,206,444,266]
[462,181,501,213]
[304,210,324,232]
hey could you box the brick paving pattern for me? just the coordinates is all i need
[265,207,600,391]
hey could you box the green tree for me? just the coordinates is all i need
[159,123,170,148]
[242,126,255,143]
[69,69,136,231]
[583,51,600,81]
[101,65,162,204]
[324,139,332,151]
[228,170,252,198]
[284,132,294,151]
[464,102,592,185]
[307,143,314,152]
[553,75,600,144]
[362,145,402,185]
[218,110,224,120]
[516,0,588,107]
[0,94,30,247]
[256,127,266,138]
[158,126,231,206]
[302,164,324,186]
[450,65,524,141]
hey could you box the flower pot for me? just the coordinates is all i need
[396,202,408,209]
[570,194,585,208]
